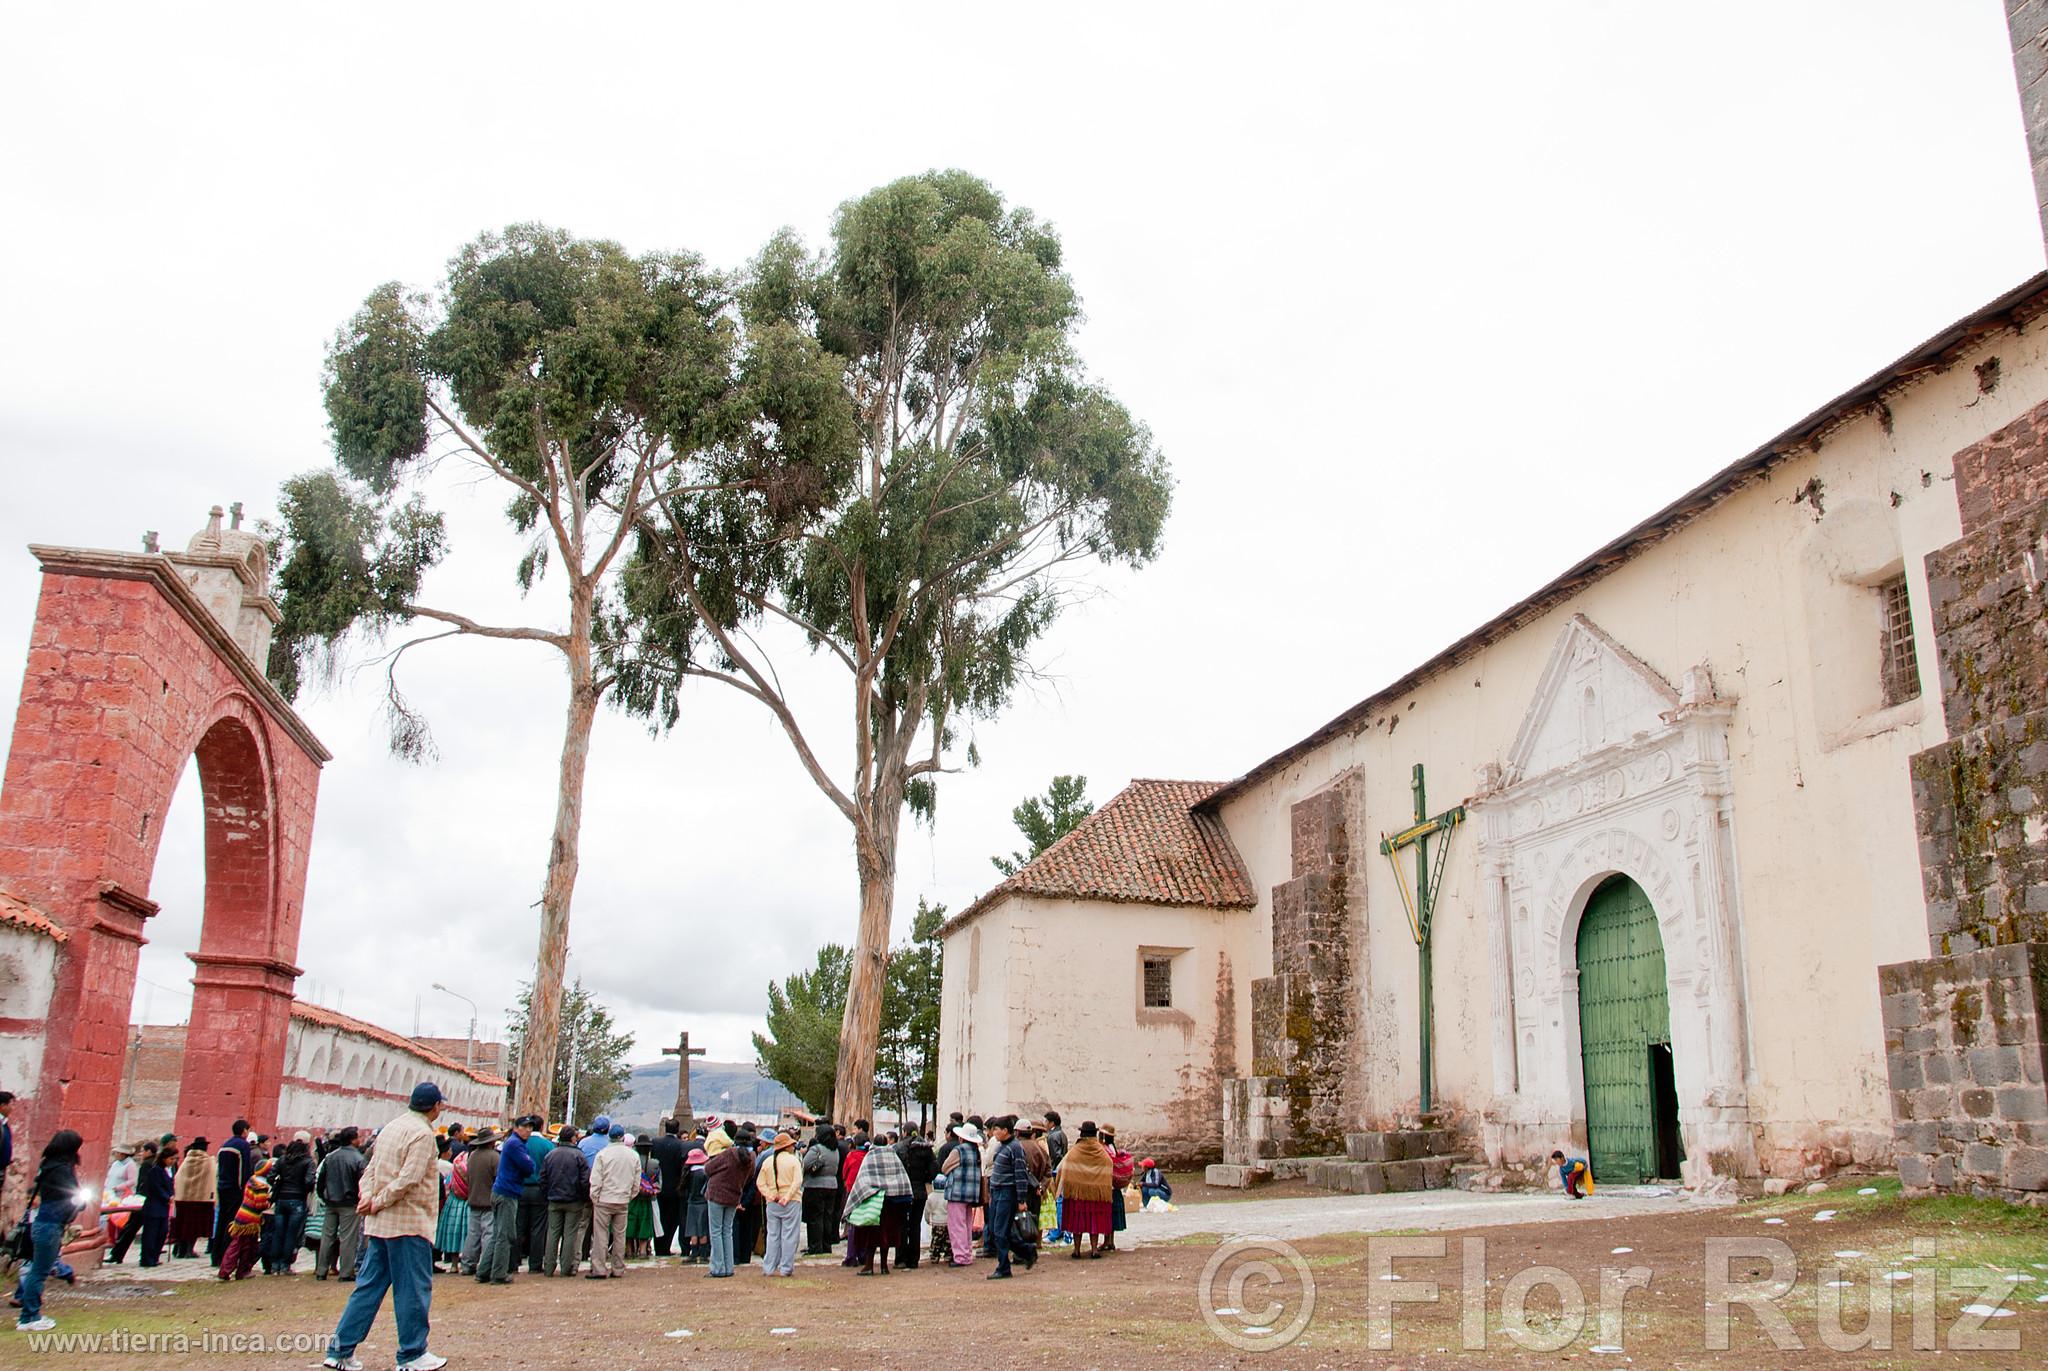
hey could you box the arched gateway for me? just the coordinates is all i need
[0,510,326,1173]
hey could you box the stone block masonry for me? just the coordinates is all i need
[1883,386,2048,1199]
[1878,943,2048,1203]
[1224,774,1362,1164]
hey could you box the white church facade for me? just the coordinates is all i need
[938,270,2048,1185]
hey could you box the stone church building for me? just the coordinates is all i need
[939,14,2048,1193]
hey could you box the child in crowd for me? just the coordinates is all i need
[924,1188,950,1268]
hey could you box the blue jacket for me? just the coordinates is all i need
[493,1132,537,1199]
[140,1159,176,1217]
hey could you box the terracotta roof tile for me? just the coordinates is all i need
[0,889,67,942]
[947,779,1255,933]
[290,1000,509,1089]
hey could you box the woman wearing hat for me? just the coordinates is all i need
[1052,1122,1114,1258]
[680,1145,710,1264]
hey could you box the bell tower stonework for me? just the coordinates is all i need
[0,510,326,1171]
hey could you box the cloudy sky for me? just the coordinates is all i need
[2,2,2040,1067]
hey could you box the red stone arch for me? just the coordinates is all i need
[0,545,326,1171]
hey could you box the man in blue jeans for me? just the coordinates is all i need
[984,1116,1035,1280]
[323,1083,447,1371]
[478,1116,536,1284]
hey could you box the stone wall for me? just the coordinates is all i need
[1224,773,1361,1163]
[1884,374,2048,1197]
[2009,1,2048,256]
[1910,493,2048,953]
[1879,943,2048,1201]
[1950,392,2048,538]
[110,1024,185,1143]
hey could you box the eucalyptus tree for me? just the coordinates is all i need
[620,171,1173,1122]
[269,224,835,1117]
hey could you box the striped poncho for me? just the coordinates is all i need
[229,1159,274,1237]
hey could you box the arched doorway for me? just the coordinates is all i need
[1576,875,1684,1184]
[0,533,326,1172]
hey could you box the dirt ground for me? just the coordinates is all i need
[8,1178,2045,1369]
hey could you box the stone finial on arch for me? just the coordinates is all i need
[1505,615,1682,787]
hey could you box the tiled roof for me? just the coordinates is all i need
[290,1000,509,1089]
[0,889,67,942]
[946,779,1256,933]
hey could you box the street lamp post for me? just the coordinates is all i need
[431,982,479,1070]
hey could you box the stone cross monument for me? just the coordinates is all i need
[662,1031,706,1133]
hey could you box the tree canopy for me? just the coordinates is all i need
[624,171,1173,1120]
[992,774,1094,876]
[753,943,852,1115]
[505,979,635,1128]
[270,223,841,1118]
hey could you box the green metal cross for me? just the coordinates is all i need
[1378,763,1465,1114]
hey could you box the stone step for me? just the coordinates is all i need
[1344,1128,1457,1162]
[1305,1156,1458,1194]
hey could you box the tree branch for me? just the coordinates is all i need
[402,603,570,651]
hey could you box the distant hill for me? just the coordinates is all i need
[607,1058,803,1129]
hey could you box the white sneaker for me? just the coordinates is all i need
[321,1357,361,1371]
[397,1355,447,1371]
[15,1318,55,1332]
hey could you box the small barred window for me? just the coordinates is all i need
[1142,955,1173,1009]
[1880,575,1920,707]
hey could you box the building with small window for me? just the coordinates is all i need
[937,271,2048,1185]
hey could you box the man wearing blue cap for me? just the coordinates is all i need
[323,1082,447,1371]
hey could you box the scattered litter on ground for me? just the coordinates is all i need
[663,1329,694,1339]
[1610,1247,1632,1254]
[1763,1218,1785,1225]
[771,1328,798,1335]
[1812,1210,1836,1222]
[1961,1305,2015,1318]
[1833,1250,1864,1259]
[1857,1187,1879,1195]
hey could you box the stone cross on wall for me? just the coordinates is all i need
[662,1031,706,1133]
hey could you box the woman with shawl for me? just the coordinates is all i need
[841,1141,912,1275]
[435,1132,470,1270]
[169,1137,214,1258]
[1052,1121,1114,1258]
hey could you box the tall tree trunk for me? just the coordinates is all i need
[834,801,901,1124]
[513,590,598,1118]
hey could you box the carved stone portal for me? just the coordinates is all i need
[1470,615,1757,1184]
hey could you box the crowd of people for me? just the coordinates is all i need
[2,1082,1174,1367]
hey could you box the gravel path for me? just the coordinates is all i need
[1125,1184,1713,1243]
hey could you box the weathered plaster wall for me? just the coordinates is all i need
[1215,316,2048,1178]
[0,923,58,1102]
[939,894,1245,1164]
[939,900,1012,1117]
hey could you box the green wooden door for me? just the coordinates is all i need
[1576,876,1672,1185]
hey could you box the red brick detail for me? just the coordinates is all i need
[1951,393,2048,536]
[0,558,326,1176]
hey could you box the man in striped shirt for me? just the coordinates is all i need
[323,1082,448,1371]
